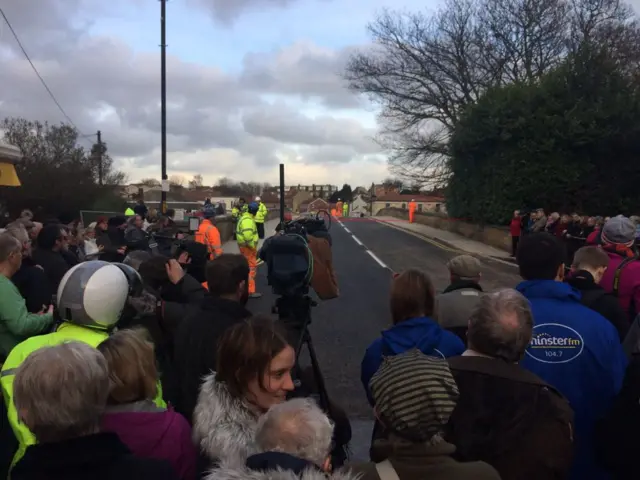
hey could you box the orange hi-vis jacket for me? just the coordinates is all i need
[195,219,222,259]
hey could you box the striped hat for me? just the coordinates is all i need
[370,349,459,442]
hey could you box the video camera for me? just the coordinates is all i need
[260,213,331,297]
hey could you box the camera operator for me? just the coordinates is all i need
[167,254,252,423]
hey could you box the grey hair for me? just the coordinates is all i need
[0,233,22,262]
[254,398,334,467]
[4,224,29,244]
[13,342,110,443]
[467,289,533,363]
[123,250,153,271]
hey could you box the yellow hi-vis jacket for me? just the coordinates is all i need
[231,204,248,220]
[0,322,166,468]
[255,202,267,223]
[236,212,258,249]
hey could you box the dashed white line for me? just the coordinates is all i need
[343,227,351,233]
[352,235,363,246]
[367,250,389,269]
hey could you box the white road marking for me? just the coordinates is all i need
[343,227,351,233]
[367,250,389,269]
[352,235,363,246]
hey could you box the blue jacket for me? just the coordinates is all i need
[361,316,465,405]
[517,280,627,480]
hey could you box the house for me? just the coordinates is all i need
[371,194,446,216]
[300,197,330,213]
[350,194,370,216]
[293,184,338,200]
[292,190,313,212]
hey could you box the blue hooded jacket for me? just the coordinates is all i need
[360,317,464,405]
[517,280,627,480]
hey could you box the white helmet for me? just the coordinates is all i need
[56,261,142,331]
[255,196,261,202]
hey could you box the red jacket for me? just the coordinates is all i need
[510,217,522,236]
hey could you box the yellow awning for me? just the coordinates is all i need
[0,162,21,186]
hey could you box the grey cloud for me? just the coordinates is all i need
[0,0,376,177]
[242,103,379,155]
[187,0,331,24]
[239,42,362,109]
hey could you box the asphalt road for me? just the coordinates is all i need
[242,217,521,459]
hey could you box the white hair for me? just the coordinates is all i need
[13,342,110,443]
[254,398,334,467]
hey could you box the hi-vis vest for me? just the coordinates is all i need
[0,323,166,468]
[236,213,258,249]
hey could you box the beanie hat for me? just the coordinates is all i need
[370,349,459,442]
[602,215,636,245]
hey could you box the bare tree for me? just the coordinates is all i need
[139,178,161,187]
[344,0,640,184]
[168,174,185,188]
[188,174,204,189]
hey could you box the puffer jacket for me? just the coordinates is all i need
[193,373,259,467]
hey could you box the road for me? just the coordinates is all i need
[243,217,521,459]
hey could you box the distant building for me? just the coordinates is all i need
[371,194,446,216]
[290,184,338,200]
[350,194,370,216]
[300,198,330,213]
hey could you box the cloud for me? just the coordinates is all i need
[187,0,330,24]
[0,0,387,187]
[239,41,361,109]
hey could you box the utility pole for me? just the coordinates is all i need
[160,0,168,214]
[97,130,103,186]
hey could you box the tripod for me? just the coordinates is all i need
[272,294,332,418]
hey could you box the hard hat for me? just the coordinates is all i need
[202,203,216,219]
[247,202,259,215]
[125,207,135,216]
[255,196,261,202]
[56,261,142,331]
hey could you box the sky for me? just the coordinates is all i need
[0,0,435,189]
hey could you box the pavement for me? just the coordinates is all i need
[220,215,522,460]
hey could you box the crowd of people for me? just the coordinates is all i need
[1,205,640,479]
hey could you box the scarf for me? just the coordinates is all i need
[601,241,636,259]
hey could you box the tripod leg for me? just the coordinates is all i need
[302,332,332,415]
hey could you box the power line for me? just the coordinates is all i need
[0,7,94,146]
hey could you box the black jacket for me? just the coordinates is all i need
[566,271,629,341]
[597,353,640,479]
[11,257,51,313]
[446,355,574,480]
[97,227,126,263]
[167,296,251,423]
[11,432,178,480]
[31,249,69,295]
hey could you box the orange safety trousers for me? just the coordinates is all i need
[409,211,415,223]
[239,246,257,294]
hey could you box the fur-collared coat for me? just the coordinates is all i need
[193,373,259,467]
[206,465,360,480]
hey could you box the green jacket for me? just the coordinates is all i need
[0,322,166,468]
[255,202,268,223]
[0,275,53,359]
[236,212,258,249]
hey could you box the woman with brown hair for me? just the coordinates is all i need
[192,315,296,468]
[98,329,197,480]
[360,269,465,405]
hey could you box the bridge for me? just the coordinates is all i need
[222,215,521,460]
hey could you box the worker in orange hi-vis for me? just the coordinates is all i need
[195,206,223,260]
[335,199,343,218]
[409,199,417,223]
[236,201,262,299]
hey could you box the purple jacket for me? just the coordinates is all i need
[101,401,197,480]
